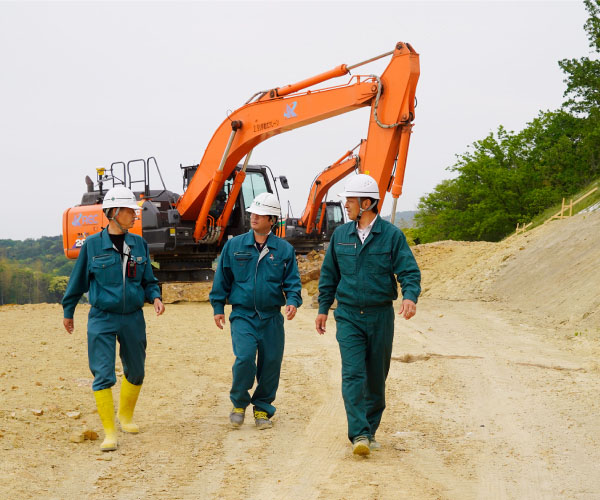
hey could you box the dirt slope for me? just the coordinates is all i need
[1,212,599,499]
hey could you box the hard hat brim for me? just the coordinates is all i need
[103,200,141,211]
[338,191,380,200]
[247,207,280,216]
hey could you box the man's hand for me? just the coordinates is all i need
[399,299,416,320]
[214,314,226,329]
[63,318,74,334]
[154,298,165,316]
[285,305,297,320]
[315,313,328,335]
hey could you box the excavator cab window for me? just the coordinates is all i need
[240,172,269,210]
[325,203,345,236]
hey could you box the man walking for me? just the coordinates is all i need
[315,174,421,456]
[210,192,302,429]
[62,186,165,452]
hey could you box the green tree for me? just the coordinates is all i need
[559,0,600,115]
[48,276,69,302]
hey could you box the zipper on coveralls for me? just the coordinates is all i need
[253,245,270,319]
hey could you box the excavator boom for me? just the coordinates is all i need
[176,42,419,242]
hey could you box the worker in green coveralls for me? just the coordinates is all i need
[315,174,421,456]
[62,186,165,452]
[210,192,302,430]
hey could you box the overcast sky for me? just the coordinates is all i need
[0,0,590,240]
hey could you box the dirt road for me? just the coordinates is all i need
[1,213,599,499]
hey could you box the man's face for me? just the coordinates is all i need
[250,212,273,234]
[114,207,137,230]
[344,197,361,221]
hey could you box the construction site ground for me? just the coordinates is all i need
[1,212,599,499]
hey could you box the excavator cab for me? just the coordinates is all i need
[62,157,178,259]
[283,200,346,253]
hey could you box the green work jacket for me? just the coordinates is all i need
[209,230,302,319]
[62,229,161,318]
[318,216,421,314]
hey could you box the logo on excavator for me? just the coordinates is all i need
[284,101,297,119]
[72,213,99,226]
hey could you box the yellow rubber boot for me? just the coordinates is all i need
[117,377,142,434]
[93,389,118,452]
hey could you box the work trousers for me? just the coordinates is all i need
[229,312,285,418]
[334,305,395,442]
[87,307,147,391]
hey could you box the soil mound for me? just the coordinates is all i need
[413,211,600,328]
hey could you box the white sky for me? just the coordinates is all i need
[0,0,590,240]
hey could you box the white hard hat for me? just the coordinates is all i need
[248,192,281,217]
[102,186,140,211]
[338,174,380,199]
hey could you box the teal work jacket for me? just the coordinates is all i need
[62,229,161,318]
[318,216,421,314]
[209,230,302,319]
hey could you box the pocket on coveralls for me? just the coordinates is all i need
[265,257,285,283]
[366,246,392,274]
[91,253,122,285]
[232,251,253,282]
[335,243,356,274]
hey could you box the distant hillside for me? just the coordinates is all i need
[382,210,417,229]
[0,236,73,305]
[0,236,73,276]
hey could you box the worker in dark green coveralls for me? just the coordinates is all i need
[209,192,302,430]
[62,186,165,452]
[315,174,421,456]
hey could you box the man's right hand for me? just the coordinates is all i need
[315,313,328,335]
[214,314,226,330]
[63,318,74,334]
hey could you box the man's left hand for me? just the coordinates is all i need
[154,298,165,316]
[285,305,297,320]
[399,299,416,320]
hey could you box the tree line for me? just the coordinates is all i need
[0,236,74,305]
[414,0,600,243]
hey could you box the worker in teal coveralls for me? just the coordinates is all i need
[315,174,421,456]
[210,192,302,430]
[62,186,165,452]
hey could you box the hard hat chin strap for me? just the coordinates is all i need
[356,198,377,221]
[107,207,129,233]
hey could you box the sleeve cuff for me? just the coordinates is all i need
[212,304,225,315]
[318,304,331,315]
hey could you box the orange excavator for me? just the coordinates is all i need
[63,42,419,282]
[282,142,363,252]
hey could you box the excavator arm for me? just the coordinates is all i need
[299,141,364,234]
[176,41,419,242]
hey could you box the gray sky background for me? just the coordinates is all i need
[0,0,590,240]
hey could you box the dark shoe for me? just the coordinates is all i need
[229,407,245,428]
[253,409,273,430]
[352,436,370,456]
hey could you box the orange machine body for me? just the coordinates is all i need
[62,204,142,259]
[298,141,367,234]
